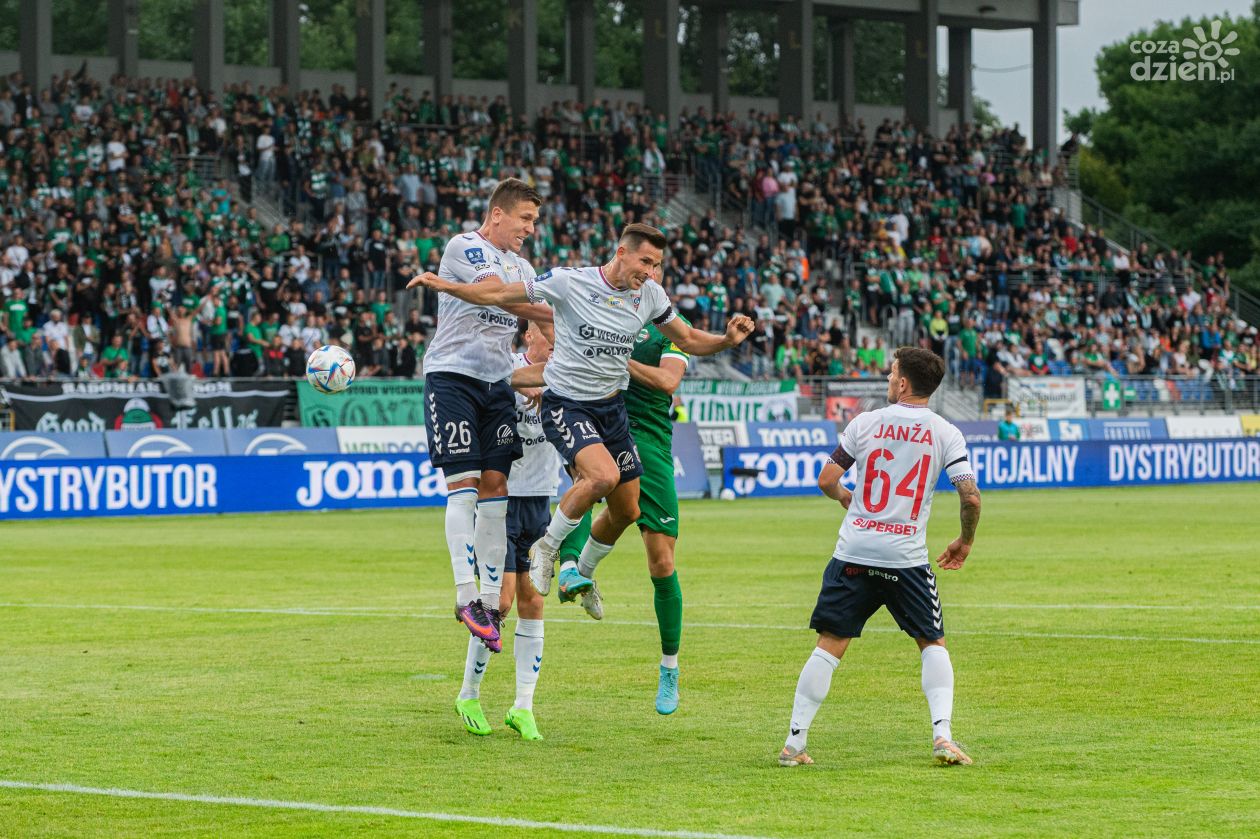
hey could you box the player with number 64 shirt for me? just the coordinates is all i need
[778,346,982,769]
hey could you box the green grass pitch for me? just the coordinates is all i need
[2,484,1258,837]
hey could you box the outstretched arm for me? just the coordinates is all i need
[628,356,686,395]
[502,302,554,326]
[657,313,754,356]
[936,478,981,570]
[510,361,546,389]
[407,271,530,308]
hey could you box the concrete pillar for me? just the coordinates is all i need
[507,0,539,118]
[568,0,596,105]
[108,0,140,80]
[271,0,301,89]
[701,6,729,115]
[829,17,855,128]
[1032,0,1058,155]
[903,0,938,135]
[777,0,813,121]
[642,0,681,125]
[947,27,973,129]
[423,0,454,104]
[19,0,52,89]
[192,0,225,96]
[356,0,386,118]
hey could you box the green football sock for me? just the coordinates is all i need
[559,509,592,566]
[651,571,683,657]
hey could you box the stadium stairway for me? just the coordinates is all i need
[656,176,743,234]
[935,382,983,421]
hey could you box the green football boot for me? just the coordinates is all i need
[455,697,491,736]
[504,707,544,741]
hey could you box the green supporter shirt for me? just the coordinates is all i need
[624,321,690,450]
[244,323,264,359]
[959,327,978,358]
[101,346,129,378]
[6,298,28,333]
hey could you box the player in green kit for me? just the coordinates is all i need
[557,320,689,715]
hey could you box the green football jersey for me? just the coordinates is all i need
[624,320,690,449]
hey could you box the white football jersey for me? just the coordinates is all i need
[831,403,974,568]
[524,266,675,401]
[507,352,562,497]
[422,232,536,383]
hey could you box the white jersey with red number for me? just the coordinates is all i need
[831,402,974,569]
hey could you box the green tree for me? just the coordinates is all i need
[225,0,269,68]
[0,0,15,52]
[595,1,642,89]
[52,0,108,56]
[1083,7,1260,290]
[300,0,355,71]
[140,0,194,62]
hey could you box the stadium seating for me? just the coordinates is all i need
[0,73,1255,395]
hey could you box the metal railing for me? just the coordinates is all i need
[1059,150,1260,327]
[176,154,226,185]
[775,373,1260,420]
[1075,374,1260,415]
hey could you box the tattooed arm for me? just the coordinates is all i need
[817,445,856,508]
[937,477,981,570]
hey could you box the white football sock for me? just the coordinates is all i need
[473,497,508,608]
[445,488,478,605]
[786,647,839,752]
[921,644,954,742]
[576,537,614,578]
[513,618,544,711]
[541,508,581,550]
[458,635,492,700]
[661,653,679,669]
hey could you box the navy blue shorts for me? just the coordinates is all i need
[809,559,944,640]
[505,496,551,573]
[423,371,521,475]
[541,390,642,483]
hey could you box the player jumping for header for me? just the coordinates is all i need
[409,223,753,621]
[421,178,553,657]
[778,346,982,768]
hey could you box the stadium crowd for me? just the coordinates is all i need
[0,69,1253,393]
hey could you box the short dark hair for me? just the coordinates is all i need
[619,222,667,252]
[488,178,542,213]
[894,346,946,397]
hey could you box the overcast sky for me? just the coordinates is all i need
[938,0,1254,140]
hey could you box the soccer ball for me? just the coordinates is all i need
[718,488,737,501]
[306,345,355,394]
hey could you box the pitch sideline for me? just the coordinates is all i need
[0,780,776,839]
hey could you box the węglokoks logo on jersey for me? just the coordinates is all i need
[578,323,634,358]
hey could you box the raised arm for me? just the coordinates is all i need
[407,271,530,308]
[628,356,686,394]
[657,313,754,356]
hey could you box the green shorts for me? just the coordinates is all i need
[634,437,679,538]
